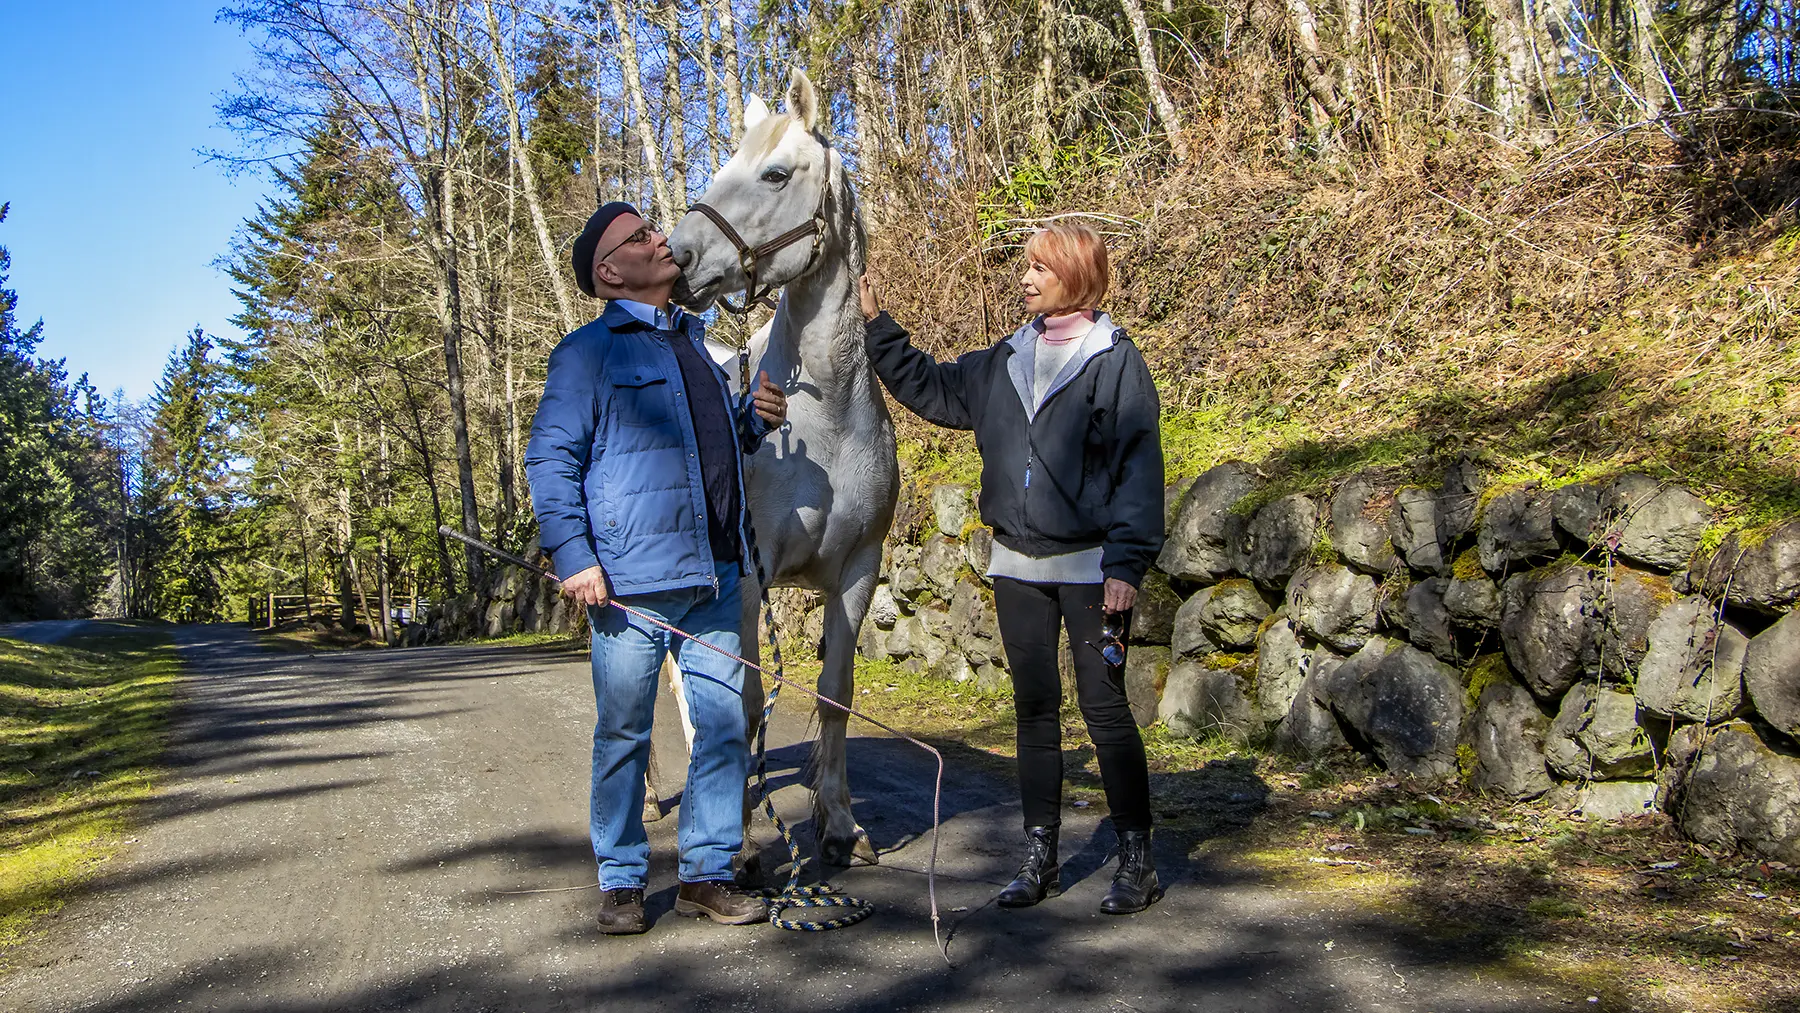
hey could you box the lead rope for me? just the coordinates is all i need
[440,489,945,948]
[599,590,944,949]
[750,605,874,931]
[732,361,876,933]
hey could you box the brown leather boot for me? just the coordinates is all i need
[675,879,768,925]
[596,887,647,935]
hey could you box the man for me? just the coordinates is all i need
[526,202,787,936]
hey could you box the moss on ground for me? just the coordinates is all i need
[827,648,1800,1013]
[0,629,181,954]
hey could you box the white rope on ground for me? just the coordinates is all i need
[443,526,950,962]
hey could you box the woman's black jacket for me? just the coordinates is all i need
[864,311,1165,587]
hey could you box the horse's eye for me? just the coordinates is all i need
[760,166,791,184]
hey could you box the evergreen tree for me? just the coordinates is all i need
[140,328,231,622]
[0,202,118,619]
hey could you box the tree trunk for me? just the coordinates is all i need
[964,0,1009,172]
[849,34,895,220]
[660,2,688,200]
[377,419,394,645]
[1628,0,1666,114]
[1435,0,1477,119]
[396,362,458,600]
[1283,0,1347,132]
[377,532,394,644]
[1031,0,1057,163]
[1118,0,1190,160]
[1487,0,1541,133]
[715,0,745,140]
[335,465,357,629]
[436,172,482,586]
[481,0,578,334]
[610,1,676,223]
[498,299,519,539]
[1677,0,1739,100]
[699,0,720,168]
[591,4,611,205]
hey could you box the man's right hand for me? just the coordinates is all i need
[559,565,610,607]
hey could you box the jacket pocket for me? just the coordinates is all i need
[611,369,673,428]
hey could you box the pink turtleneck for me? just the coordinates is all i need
[1039,309,1095,345]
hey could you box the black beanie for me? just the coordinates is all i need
[571,202,642,298]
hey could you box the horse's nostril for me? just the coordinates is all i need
[672,247,694,268]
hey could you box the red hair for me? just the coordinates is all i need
[1024,223,1109,313]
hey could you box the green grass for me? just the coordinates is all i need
[452,629,585,650]
[0,630,181,952]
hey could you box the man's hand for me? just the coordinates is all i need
[559,565,610,608]
[858,274,880,321]
[752,370,787,427]
[1103,577,1138,614]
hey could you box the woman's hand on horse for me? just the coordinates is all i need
[858,274,880,321]
[753,371,788,426]
[1103,577,1137,614]
[560,565,610,607]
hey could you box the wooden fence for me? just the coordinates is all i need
[247,591,429,630]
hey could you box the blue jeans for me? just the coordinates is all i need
[587,563,750,889]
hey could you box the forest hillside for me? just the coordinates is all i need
[0,0,1794,622]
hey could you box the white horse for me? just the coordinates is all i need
[665,70,898,868]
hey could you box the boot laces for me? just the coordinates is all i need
[1018,833,1054,877]
[1116,841,1143,880]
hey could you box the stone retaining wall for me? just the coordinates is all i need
[858,460,1800,863]
[408,457,1800,862]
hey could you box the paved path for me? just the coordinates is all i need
[0,619,98,645]
[3,624,1597,1012]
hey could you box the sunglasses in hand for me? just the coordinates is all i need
[1094,611,1128,668]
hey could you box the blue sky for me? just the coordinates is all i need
[1,2,264,402]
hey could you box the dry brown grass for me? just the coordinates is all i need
[866,116,1800,529]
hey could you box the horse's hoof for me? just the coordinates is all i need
[642,798,666,823]
[820,828,878,867]
[734,850,764,889]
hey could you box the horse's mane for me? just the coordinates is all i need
[738,112,797,164]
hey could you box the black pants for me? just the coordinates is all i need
[993,577,1152,833]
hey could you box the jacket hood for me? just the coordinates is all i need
[1002,312,1123,421]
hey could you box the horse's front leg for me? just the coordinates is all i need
[643,654,695,822]
[815,544,881,867]
[735,573,766,886]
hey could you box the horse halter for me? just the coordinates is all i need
[683,163,832,315]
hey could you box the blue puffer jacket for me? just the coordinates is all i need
[525,302,768,596]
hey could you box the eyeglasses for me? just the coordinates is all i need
[596,222,661,264]
[1095,612,1127,668]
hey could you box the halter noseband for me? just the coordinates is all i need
[683,165,831,315]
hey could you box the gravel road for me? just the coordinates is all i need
[1,623,1602,1012]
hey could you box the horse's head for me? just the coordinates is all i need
[670,69,860,312]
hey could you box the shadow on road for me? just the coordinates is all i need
[4,625,1724,1013]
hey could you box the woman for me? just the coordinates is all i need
[859,222,1165,915]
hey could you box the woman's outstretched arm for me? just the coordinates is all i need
[860,275,976,431]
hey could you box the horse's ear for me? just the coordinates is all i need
[744,94,770,132]
[786,69,818,131]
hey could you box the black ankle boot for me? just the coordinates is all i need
[997,825,1061,908]
[1100,828,1162,915]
